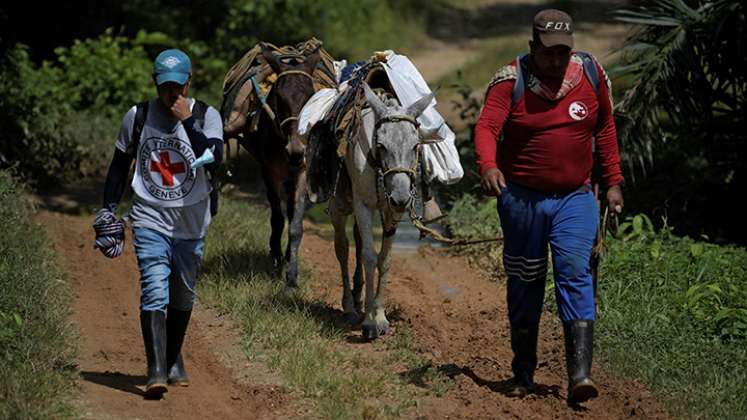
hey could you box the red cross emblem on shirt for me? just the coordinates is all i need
[150,151,186,187]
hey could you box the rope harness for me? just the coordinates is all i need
[367,113,506,245]
[369,114,502,245]
[370,114,421,236]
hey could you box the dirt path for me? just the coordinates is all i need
[301,224,669,419]
[34,195,668,419]
[36,211,301,420]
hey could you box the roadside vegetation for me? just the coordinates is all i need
[0,171,78,419]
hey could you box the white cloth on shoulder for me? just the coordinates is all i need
[298,81,349,136]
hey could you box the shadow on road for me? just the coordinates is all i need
[80,370,147,397]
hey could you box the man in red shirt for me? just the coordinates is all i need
[473,9,624,404]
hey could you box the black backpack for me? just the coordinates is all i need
[131,100,221,216]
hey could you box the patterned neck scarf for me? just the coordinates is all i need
[526,54,584,102]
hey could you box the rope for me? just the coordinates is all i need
[407,206,503,246]
[93,208,126,258]
[369,112,503,247]
[592,206,620,257]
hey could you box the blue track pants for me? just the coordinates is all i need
[497,182,598,326]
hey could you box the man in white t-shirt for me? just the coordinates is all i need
[96,48,223,398]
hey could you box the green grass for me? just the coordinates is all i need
[0,170,78,419]
[597,222,747,419]
[446,198,747,419]
[198,196,452,419]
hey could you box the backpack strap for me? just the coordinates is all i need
[191,99,221,217]
[575,52,602,155]
[576,51,600,94]
[192,99,208,126]
[511,54,529,108]
[511,52,601,108]
[132,100,208,149]
[131,100,149,153]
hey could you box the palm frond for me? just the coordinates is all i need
[611,0,745,181]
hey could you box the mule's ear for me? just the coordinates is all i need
[304,49,321,75]
[363,82,388,118]
[406,91,435,119]
[261,46,283,75]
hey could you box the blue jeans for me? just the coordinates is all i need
[132,227,205,312]
[497,182,598,325]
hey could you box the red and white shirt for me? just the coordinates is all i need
[474,57,624,194]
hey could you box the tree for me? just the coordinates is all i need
[613,0,746,243]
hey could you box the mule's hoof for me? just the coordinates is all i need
[362,324,380,341]
[343,312,362,326]
[271,255,284,270]
[285,279,299,289]
[362,321,389,340]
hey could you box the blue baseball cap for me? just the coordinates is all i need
[154,49,192,85]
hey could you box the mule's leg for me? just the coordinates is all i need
[370,211,401,338]
[352,220,364,315]
[329,199,359,325]
[284,171,307,288]
[353,202,384,340]
[263,169,285,269]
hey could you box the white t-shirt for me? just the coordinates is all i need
[116,98,223,239]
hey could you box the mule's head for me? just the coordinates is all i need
[261,47,321,167]
[363,82,435,212]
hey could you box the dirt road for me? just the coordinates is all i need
[37,211,302,420]
[35,198,667,420]
[301,225,668,419]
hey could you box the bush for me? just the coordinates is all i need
[597,215,747,418]
[0,45,86,185]
[53,29,152,117]
[0,170,77,418]
[609,215,747,341]
[0,32,153,184]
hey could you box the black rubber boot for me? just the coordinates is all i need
[508,323,539,397]
[166,308,192,386]
[563,320,599,404]
[141,310,168,398]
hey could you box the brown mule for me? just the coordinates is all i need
[237,46,321,288]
